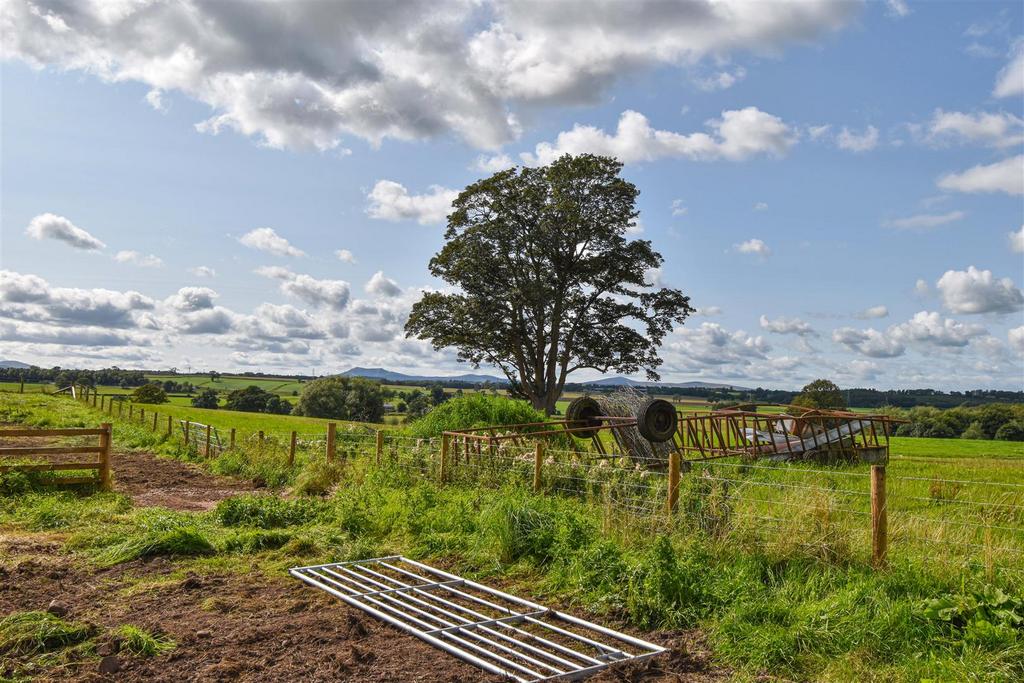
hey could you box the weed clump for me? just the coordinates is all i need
[215,495,327,528]
[114,624,176,657]
[76,509,215,567]
[292,459,345,496]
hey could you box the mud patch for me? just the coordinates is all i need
[111,450,257,511]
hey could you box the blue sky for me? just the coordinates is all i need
[1,0,1022,390]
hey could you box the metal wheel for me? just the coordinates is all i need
[636,398,678,442]
[565,396,602,438]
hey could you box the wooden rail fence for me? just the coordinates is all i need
[0,424,112,491]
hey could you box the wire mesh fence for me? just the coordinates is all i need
[65,389,1024,586]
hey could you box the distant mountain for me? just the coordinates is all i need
[340,367,507,384]
[582,376,751,391]
[0,360,32,369]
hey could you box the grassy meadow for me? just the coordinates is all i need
[2,391,1022,681]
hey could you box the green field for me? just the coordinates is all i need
[1,391,1022,681]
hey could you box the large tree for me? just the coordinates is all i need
[405,154,693,414]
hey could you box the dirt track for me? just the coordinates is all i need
[1,450,727,681]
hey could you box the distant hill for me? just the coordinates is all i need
[340,367,507,384]
[0,360,32,369]
[581,376,751,391]
[340,367,747,391]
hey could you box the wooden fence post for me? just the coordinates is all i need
[98,423,112,492]
[183,420,190,446]
[289,431,297,466]
[326,423,336,462]
[533,442,544,492]
[152,411,158,431]
[666,451,681,518]
[140,408,145,424]
[118,401,123,418]
[129,405,134,419]
[99,396,105,411]
[92,391,98,407]
[230,428,236,449]
[19,376,24,393]
[167,414,173,437]
[871,465,888,567]
[440,433,450,483]
[375,430,384,466]
[204,424,212,458]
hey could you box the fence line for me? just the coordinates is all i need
[60,386,1023,585]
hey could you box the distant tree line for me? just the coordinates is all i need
[0,366,150,388]
[895,404,1024,441]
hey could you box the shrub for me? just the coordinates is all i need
[293,376,384,422]
[405,394,549,438]
[191,389,219,409]
[131,383,168,404]
[994,420,1024,442]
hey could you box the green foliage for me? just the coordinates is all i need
[792,379,847,410]
[898,403,1024,441]
[191,389,219,409]
[74,509,215,567]
[404,393,549,438]
[0,611,92,655]
[405,154,693,413]
[131,383,168,404]
[995,420,1024,442]
[114,624,176,657]
[215,495,327,528]
[293,376,384,422]
[291,459,345,496]
[224,385,292,414]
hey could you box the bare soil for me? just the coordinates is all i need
[2,447,729,681]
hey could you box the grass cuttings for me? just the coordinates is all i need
[67,508,216,567]
[0,611,93,656]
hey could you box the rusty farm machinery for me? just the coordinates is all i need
[444,391,905,469]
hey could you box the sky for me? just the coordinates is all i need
[1,0,1022,391]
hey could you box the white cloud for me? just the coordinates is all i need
[994,40,1024,98]
[255,266,350,310]
[666,322,770,369]
[145,88,167,112]
[935,266,1023,315]
[189,266,216,278]
[926,109,1024,148]
[882,210,966,230]
[753,202,768,211]
[1010,326,1024,355]
[670,199,688,216]
[238,228,306,257]
[365,271,402,298]
[836,125,879,152]
[694,66,746,91]
[937,155,1024,196]
[473,153,515,173]
[335,249,356,264]
[735,238,770,257]
[114,250,163,268]
[0,270,155,329]
[889,311,988,347]
[832,327,905,358]
[807,124,831,140]
[915,278,930,296]
[885,0,910,18]
[25,213,105,251]
[0,1,860,151]
[759,315,817,336]
[366,180,458,225]
[165,287,218,312]
[856,305,889,320]
[522,108,797,166]
[693,306,722,317]
[1010,225,1024,253]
